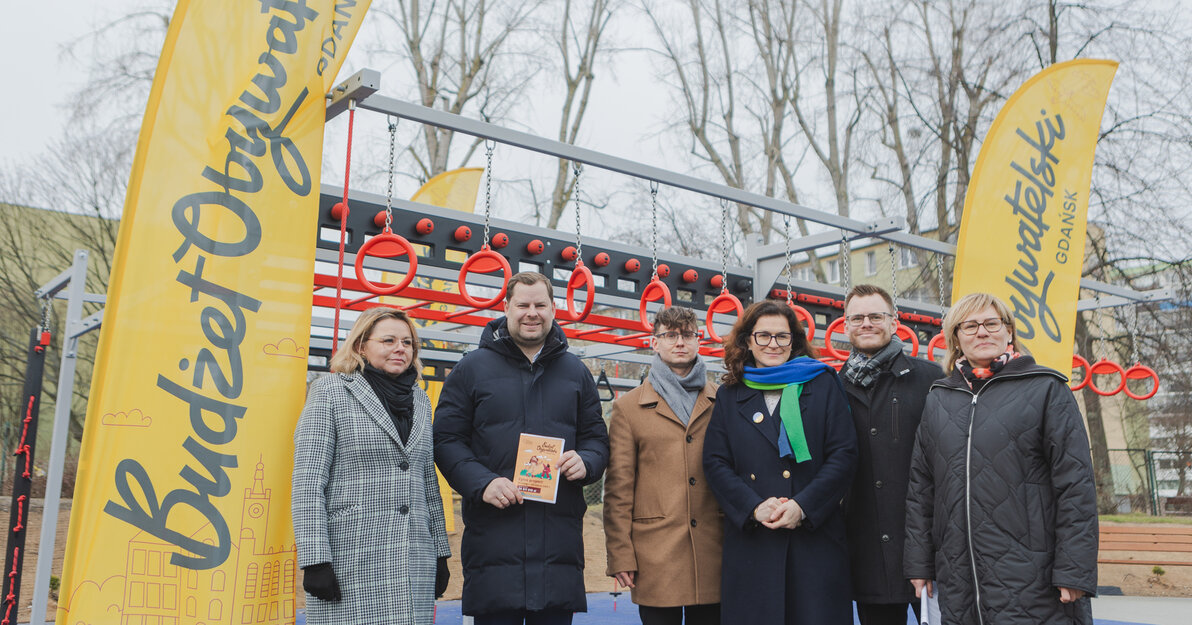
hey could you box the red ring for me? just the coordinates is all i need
[354,231,418,295]
[926,332,946,362]
[787,302,816,341]
[821,317,850,361]
[639,279,673,331]
[705,291,745,343]
[1069,354,1090,391]
[894,324,920,357]
[1088,358,1126,396]
[1123,362,1159,400]
[458,245,512,308]
[563,261,595,322]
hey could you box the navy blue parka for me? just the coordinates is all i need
[434,318,609,616]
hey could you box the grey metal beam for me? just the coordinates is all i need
[30,250,92,625]
[353,92,906,238]
[325,68,380,120]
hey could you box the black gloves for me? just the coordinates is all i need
[302,562,342,602]
[435,556,451,598]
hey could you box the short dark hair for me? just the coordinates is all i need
[505,271,554,302]
[653,306,699,333]
[844,283,895,314]
[721,300,814,386]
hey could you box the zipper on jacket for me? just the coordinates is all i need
[964,393,984,625]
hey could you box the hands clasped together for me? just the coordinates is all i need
[753,496,804,530]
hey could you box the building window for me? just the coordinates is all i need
[865,251,877,275]
[244,564,258,599]
[827,260,840,284]
[899,247,918,268]
[212,570,226,592]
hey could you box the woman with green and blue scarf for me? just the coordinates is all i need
[703,300,858,625]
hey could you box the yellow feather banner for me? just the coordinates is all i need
[952,59,1117,374]
[58,1,369,623]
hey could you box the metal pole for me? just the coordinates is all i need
[29,250,89,625]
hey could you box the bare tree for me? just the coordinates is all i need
[370,0,544,182]
[544,0,615,229]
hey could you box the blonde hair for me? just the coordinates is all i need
[328,307,422,376]
[941,292,1018,373]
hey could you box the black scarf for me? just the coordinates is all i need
[842,337,904,389]
[956,350,1018,393]
[360,364,417,445]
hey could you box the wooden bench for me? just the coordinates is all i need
[1099,524,1192,567]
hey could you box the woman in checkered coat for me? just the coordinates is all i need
[293,307,451,625]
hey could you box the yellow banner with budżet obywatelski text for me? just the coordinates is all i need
[58,1,369,624]
[952,59,1117,374]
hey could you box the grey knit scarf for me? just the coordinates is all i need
[648,353,707,425]
[842,337,904,389]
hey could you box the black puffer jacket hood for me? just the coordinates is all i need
[904,355,1098,625]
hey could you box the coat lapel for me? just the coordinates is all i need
[737,386,779,451]
[687,382,718,428]
[639,382,685,427]
[344,373,407,451]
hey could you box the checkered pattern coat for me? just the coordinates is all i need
[293,372,451,625]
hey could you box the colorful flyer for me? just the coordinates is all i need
[513,433,565,504]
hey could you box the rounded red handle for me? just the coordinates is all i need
[787,302,816,342]
[705,291,745,343]
[562,261,595,322]
[1088,358,1126,396]
[1122,362,1159,400]
[458,245,512,308]
[1069,354,1090,391]
[354,231,418,296]
[894,324,920,357]
[821,317,850,361]
[639,279,672,331]
[926,332,947,363]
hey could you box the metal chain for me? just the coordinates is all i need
[572,162,583,260]
[649,181,660,278]
[720,199,730,291]
[39,298,50,332]
[483,140,495,246]
[838,231,851,291]
[384,117,398,231]
[1094,295,1108,359]
[783,215,794,304]
[888,243,899,313]
[936,253,948,308]
[1129,304,1141,364]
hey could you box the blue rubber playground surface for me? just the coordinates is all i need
[293,594,1189,624]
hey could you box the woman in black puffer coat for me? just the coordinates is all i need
[904,292,1098,625]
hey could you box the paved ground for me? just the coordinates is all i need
[292,594,1192,624]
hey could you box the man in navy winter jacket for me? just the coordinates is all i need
[434,271,609,625]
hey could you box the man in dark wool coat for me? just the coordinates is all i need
[839,284,941,625]
[435,271,609,625]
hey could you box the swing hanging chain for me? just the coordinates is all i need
[887,243,899,314]
[483,140,495,247]
[936,253,948,309]
[572,161,583,261]
[39,298,50,333]
[649,181,660,279]
[1094,295,1109,359]
[720,199,730,292]
[783,215,794,304]
[839,231,851,293]
[1129,304,1141,364]
[384,117,398,232]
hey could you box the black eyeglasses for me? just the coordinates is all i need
[751,332,793,347]
[655,330,699,343]
[955,318,1005,336]
[845,312,894,326]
